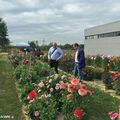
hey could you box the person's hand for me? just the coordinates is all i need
[56,59,59,61]
[48,59,50,64]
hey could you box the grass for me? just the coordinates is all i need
[0,54,25,120]
[87,86,120,120]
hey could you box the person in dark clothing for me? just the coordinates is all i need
[73,43,85,82]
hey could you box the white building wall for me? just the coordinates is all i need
[84,21,120,56]
[85,36,120,56]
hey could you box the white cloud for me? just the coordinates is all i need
[0,0,17,12]
[63,3,90,14]
[0,0,120,45]
[111,3,120,12]
[63,4,82,13]
[15,0,42,9]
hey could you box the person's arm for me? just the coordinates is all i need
[48,48,51,60]
[78,49,85,63]
[56,48,64,61]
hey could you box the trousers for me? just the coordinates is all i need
[49,59,58,74]
[74,63,84,81]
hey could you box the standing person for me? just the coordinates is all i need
[73,43,85,82]
[48,42,63,74]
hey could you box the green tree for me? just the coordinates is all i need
[28,41,37,48]
[0,18,10,48]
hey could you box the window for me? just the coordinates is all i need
[85,31,120,39]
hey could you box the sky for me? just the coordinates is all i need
[0,0,120,45]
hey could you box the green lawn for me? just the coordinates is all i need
[87,86,120,120]
[0,54,25,120]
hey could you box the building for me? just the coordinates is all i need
[84,21,120,56]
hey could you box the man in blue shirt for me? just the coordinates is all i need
[73,43,85,82]
[48,42,63,74]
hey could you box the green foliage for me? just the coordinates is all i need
[86,55,120,72]
[33,63,54,77]
[28,40,39,48]
[62,93,89,120]
[113,73,120,95]
[0,18,10,48]
[102,71,113,89]
[109,58,120,71]
[84,66,103,81]
[40,54,48,62]
[114,80,120,95]
[14,65,28,80]
[57,50,74,73]
[28,98,57,120]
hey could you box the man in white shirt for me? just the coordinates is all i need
[73,43,85,82]
[48,42,63,74]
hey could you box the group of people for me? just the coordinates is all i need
[18,47,42,58]
[48,42,85,82]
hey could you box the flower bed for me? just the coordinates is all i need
[12,55,94,120]
[84,66,103,81]
[86,55,120,71]
[102,70,120,95]
[8,52,119,120]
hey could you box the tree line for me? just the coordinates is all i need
[28,41,84,51]
[0,18,10,48]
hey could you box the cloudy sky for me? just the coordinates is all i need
[0,0,120,45]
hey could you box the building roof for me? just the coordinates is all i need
[84,20,120,36]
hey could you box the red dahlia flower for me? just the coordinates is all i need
[27,90,37,100]
[74,108,83,119]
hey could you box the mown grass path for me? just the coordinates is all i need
[86,80,120,100]
[0,54,25,120]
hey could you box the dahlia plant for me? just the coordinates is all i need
[61,77,93,120]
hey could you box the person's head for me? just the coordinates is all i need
[52,42,57,48]
[73,43,79,50]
